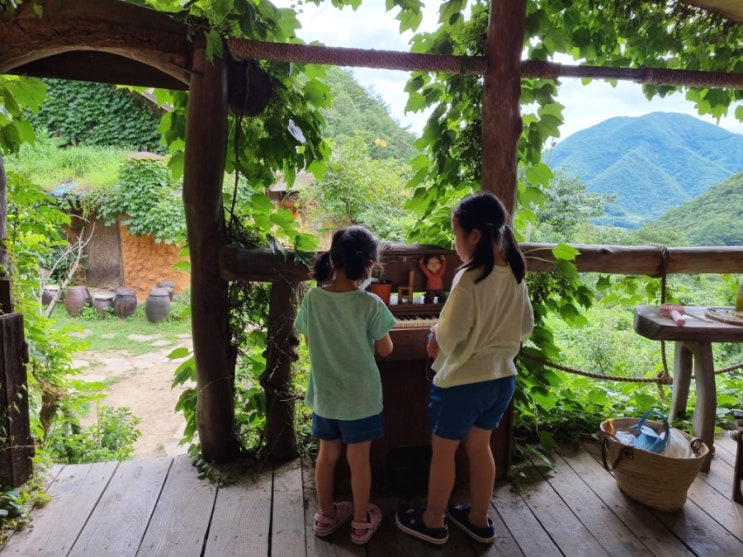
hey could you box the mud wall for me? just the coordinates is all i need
[119,224,190,302]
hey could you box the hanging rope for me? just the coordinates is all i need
[519,350,743,385]
[652,243,672,394]
[519,243,743,385]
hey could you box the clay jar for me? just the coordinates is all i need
[64,285,91,316]
[42,285,60,306]
[145,287,171,323]
[114,287,137,318]
[156,281,176,301]
[91,292,115,318]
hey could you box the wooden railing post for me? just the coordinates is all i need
[262,278,302,462]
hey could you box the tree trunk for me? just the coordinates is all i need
[481,0,527,216]
[183,46,238,463]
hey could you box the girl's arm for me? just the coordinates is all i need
[375,333,393,357]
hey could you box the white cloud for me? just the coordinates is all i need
[273,0,743,139]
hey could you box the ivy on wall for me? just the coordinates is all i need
[27,79,164,153]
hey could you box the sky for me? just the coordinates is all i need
[273,0,743,140]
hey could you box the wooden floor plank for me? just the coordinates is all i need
[136,455,217,557]
[491,474,562,557]
[4,430,743,557]
[272,460,307,557]
[511,455,612,557]
[540,448,654,556]
[69,457,172,556]
[651,500,743,556]
[570,443,695,557]
[204,462,272,557]
[2,461,119,557]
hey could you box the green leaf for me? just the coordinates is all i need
[205,30,224,60]
[552,243,580,261]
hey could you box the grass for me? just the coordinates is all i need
[49,296,192,355]
[5,138,129,191]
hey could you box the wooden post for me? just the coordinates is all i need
[0,313,32,487]
[0,152,12,314]
[183,45,239,462]
[262,279,301,462]
[481,0,527,217]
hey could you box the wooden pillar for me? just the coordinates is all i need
[0,152,11,314]
[481,0,527,217]
[261,279,301,462]
[183,46,238,462]
[0,313,32,487]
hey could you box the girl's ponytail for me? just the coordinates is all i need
[502,225,526,283]
[310,251,333,285]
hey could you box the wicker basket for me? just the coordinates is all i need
[599,417,709,512]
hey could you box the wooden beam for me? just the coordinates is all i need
[481,0,526,214]
[219,244,743,281]
[183,46,237,463]
[0,0,192,88]
[227,40,743,90]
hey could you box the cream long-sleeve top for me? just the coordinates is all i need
[431,264,534,388]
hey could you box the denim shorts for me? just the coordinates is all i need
[428,376,515,440]
[312,412,384,444]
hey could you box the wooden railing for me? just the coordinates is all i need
[219,242,743,462]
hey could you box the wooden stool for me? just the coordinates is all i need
[733,409,743,504]
[397,270,415,304]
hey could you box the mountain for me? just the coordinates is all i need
[548,112,743,228]
[638,171,743,246]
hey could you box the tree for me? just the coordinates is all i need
[529,170,614,243]
[298,134,414,242]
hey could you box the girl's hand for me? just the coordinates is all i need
[427,333,440,359]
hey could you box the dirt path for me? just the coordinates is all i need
[74,333,194,459]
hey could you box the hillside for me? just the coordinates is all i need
[549,112,743,228]
[638,171,743,246]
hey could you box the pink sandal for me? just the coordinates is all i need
[351,503,383,545]
[313,501,353,537]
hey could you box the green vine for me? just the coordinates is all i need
[94,155,185,245]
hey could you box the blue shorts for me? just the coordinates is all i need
[312,412,384,444]
[428,376,515,440]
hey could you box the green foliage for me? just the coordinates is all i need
[0,75,46,155]
[96,155,185,244]
[298,135,415,241]
[44,406,141,464]
[527,169,614,243]
[321,67,417,161]
[27,79,164,152]
[0,480,48,544]
[230,282,271,453]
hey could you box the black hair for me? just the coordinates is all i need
[310,225,379,285]
[452,191,526,284]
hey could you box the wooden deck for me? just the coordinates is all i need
[2,432,742,556]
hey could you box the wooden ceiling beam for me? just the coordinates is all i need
[228,39,743,91]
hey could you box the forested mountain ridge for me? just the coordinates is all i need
[638,171,743,246]
[548,112,743,229]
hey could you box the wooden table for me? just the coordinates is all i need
[634,305,743,472]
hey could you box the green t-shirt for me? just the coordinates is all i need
[294,287,396,420]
